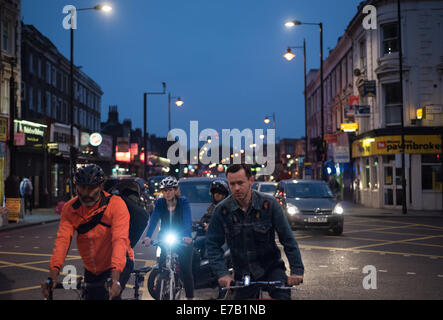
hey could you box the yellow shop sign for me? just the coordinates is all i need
[352,135,442,158]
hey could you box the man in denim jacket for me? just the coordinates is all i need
[206,164,304,300]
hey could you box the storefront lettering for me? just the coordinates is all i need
[353,135,442,158]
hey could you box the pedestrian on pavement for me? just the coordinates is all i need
[41,164,134,300]
[206,164,304,300]
[19,177,33,215]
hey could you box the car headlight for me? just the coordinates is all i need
[287,204,300,215]
[333,204,344,215]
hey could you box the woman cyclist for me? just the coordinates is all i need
[143,176,194,300]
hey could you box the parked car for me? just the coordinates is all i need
[178,177,229,222]
[252,182,278,196]
[275,179,344,235]
[104,176,155,214]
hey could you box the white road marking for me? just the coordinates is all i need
[14,246,20,248]
[319,265,328,268]
[33,247,39,249]
[349,267,358,271]
[438,275,443,278]
[378,270,388,273]
[403,254,411,257]
[407,272,416,275]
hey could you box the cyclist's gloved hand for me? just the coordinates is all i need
[41,269,59,299]
[287,274,303,286]
[218,275,234,290]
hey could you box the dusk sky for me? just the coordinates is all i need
[22,0,363,141]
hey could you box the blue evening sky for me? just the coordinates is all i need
[22,0,363,141]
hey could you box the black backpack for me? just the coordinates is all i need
[76,181,150,248]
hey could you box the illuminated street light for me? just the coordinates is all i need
[283,48,296,61]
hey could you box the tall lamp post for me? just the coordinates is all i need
[167,93,184,132]
[143,82,167,179]
[68,4,112,197]
[397,0,407,214]
[285,20,324,180]
[283,39,308,177]
[264,113,276,130]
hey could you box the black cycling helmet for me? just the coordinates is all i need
[210,180,229,197]
[74,164,105,186]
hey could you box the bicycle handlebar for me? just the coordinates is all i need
[222,279,299,291]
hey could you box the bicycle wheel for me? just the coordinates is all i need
[147,268,170,300]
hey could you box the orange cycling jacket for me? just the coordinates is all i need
[49,191,134,275]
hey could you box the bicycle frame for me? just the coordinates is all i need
[152,240,183,300]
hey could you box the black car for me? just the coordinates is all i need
[275,179,344,235]
[104,176,155,214]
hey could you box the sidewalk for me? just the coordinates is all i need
[341,201,443,218]
[0,207,60,232]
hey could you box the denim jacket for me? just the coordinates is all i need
[206,190,304,280]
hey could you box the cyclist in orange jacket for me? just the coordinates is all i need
[41,164,134,300]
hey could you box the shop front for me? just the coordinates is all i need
[49,123,79,203]
[13,120,48,208]
[352,133,443,210]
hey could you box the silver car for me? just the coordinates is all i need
[178,177,228,222]
[253,182,278,196]
[275,180,344,235]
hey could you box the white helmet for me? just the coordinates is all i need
[160,176,178,189]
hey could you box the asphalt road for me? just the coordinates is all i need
[0,216,442,300]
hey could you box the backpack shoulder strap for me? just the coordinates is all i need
[76,193,112,234]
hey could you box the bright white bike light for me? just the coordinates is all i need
[165,233,178,246]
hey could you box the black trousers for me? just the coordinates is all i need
[83,257,134,300]
[24,194,33,214]
[159,243,194,298]
[233,266,291,300]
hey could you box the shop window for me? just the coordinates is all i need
[364,158,370,189]
[371,158,378,189]
[422,154,442,191]
[384,166,393,185]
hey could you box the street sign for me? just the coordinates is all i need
[341,123,359,132]
[362,80,376,97]
[356,105,370,117]
[90,133,103,146]
[324,134,338,144]
[334,146,350,163]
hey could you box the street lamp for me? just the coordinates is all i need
[285,19,325,180]
[264,113,275,129]
[143,83,167,179]
[283,39,309,177]
[68,3,113,197]
[168,93,184,132]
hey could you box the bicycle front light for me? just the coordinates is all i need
[165,232,178,246]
